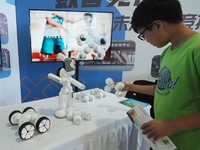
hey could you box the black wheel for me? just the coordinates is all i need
[9,110,22,125]
[23,107,35,113]
[18,122,35,140]
[36,116,51,133]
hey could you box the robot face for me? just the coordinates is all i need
[63,58,76,72]
[69,59,76,70]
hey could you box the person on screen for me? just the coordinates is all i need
[40,12,67,61]
[40,12,82,61]
[117,0,200,149]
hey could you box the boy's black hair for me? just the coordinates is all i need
[131,0,183,33]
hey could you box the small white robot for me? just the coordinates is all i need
[75,13,108,60]
[8,107,51,140]
[48,53,86,119]
[104,78,125,97]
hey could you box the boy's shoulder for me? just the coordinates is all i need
[187,33,200,46]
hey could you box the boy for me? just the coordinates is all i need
[122,0,200,149]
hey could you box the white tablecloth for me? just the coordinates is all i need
[0,90,150,150]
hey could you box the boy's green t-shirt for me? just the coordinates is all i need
[154,33,200,150]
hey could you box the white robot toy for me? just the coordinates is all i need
[9,107,51,140]
[48,53,86,119]
[104,78,125,97]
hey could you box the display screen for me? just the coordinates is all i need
[29,10,113,62]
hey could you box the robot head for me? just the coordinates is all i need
[64,58,76,72]
[100,37,107,45]
[76,34,87,46]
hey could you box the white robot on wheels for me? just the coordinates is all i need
[9,107,51,140]
[48,53,86,119]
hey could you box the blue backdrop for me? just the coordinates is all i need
[15,0,126,102]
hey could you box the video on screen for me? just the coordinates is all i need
[29,10,113,62]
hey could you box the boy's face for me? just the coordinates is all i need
[138,23,153,41]
[138,21,170,48]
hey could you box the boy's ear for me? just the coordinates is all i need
[156,24,160,29]
[153,22,160,29]
[153,20,163,31]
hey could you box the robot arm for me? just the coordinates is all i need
[48,71,85,91]
[70,78,85,90]
[48,73,68,86]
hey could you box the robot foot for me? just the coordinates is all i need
[54,109,67,119]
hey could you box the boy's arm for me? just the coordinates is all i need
[123,82,156,96]
[141,111,200,141]
[46,16,67,32]
[66,16,83,24]
[46,17,63,28]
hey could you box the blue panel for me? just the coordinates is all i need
[6,0,15,5]
[16,0,125,102]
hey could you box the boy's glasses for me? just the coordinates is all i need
[138,23,153,41]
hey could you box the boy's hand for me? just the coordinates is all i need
[140,120,177,141]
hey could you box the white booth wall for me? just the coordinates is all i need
[0,0,200,106]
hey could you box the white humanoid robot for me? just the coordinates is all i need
[9,107,51,140]
[48,53,85,119]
